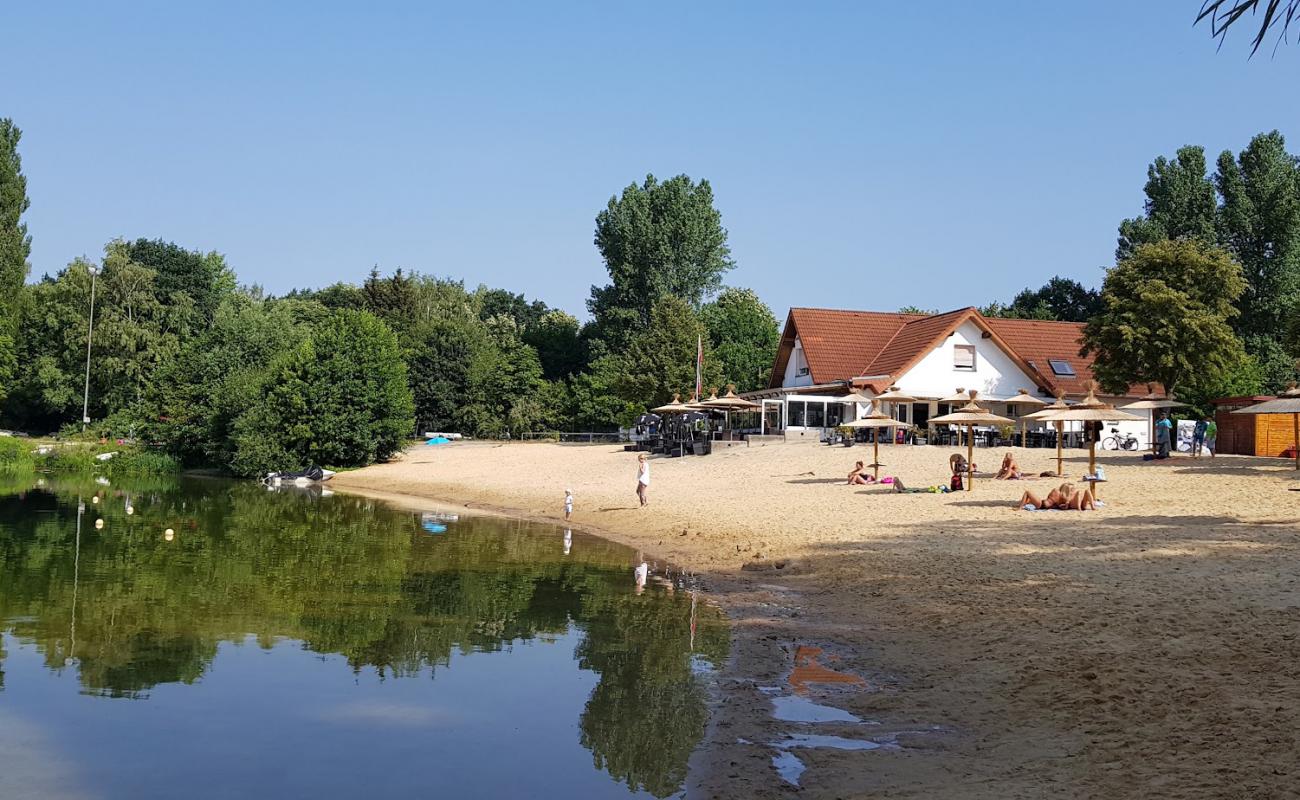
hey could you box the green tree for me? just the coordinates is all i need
[588,174,734,351]
[618,295,720,408]
[0,118,32,401]
[699,288,779,392]
[124,238,235,322]
[231,310,413,475]
[1196,0,1300,56]
[524,309,584,380]
[1003,276,1102,322]
[1082,240,1246,398]
[408,318,490,433]
[455,318,545,437]
[1116,146,1218,261]
[567,355,642,431]
[1215,131,1300,388]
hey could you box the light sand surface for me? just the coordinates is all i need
[335,439,1300,799]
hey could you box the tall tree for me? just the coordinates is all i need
[1082,240,1246,398]
[587,174,734,352]
[617,295,720,408]
[1215,131,1300,388]
[524,309,584,381]
[699,288,779,392]
[1116,146,1217,261]
[1005,276,1102,322]
[124,238,234,322]
[0,119,32,401]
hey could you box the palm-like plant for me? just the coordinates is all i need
[1197,0,1300,56]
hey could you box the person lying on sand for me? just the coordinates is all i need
[890,478,948,494]
[1017,482,1095,511]
[995,452,1023,480]
[847,461,877,485]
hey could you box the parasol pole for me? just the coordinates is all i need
[1055,421,1064,477]
[873,435,880,480]
[1294,412,1299,470]
[967,423,974,491]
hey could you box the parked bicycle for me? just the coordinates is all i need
[1101,427,1139,451]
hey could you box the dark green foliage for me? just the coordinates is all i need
[699,288,780,392]
[476,286,550,329]
[1083,240,1246,397]
[124,238,234,322]
[1196,0,1300,56]
[1117,132,1300,391]
[524,310,584,380]
[618,296,720,408]
[0,119,31,401]
[408,318,488,433]
[588,174,734,351]
[230,310,414,476]
[983,277,1103,322]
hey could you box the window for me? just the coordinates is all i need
[807,403,825,428]
[1048,359,1076,376]
[954,345,976,370]
[788,401,806,427]
[797,366,810,377]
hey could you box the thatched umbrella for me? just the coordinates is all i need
[842,413,913,479]
[1009,388,1048,448]
[1037,384,1143,496]
[929,391,1015,491]
[697,385,761,434]
[1120,387,1188,454]
[652,394,692,414]
[938,388,972,445]
[871,386,915,444]
[1231,385,1300,470]
[1023,395,1071,476]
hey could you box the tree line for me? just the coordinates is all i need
[0,120,779,474]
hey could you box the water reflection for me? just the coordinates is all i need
[0,476,728,799]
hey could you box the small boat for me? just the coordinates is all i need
[263,465,336,487]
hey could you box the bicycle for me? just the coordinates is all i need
[1101,427,1139,451]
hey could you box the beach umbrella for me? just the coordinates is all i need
[1038,384,1143,495]
[872,386,915,444]
[652,394,692,414]
[1009,388,1048,449]
[1231,385,1300,470]
[928,391,1015,491]
[1024,395,1072,476]
[1120,388,1188,454]
[698,385,761,412]
[940,388,971,404]
[842,413,912,479]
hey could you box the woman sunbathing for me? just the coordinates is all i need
[847,461,877,485]
[1017,482,1073,510]
[995,452,1023,480]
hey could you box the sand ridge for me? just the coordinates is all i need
[335,439,1300,799]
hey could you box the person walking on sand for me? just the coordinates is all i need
[636,453,650,507]
[564,489,574,520]
[1204,416,1217,458]
[1192,417,1208,458]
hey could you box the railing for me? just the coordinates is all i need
[519,431,625,443]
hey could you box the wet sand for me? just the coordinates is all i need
[334,439,1300,799]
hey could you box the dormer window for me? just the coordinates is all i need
[954,345,975,371]
[1048,359,1076,377]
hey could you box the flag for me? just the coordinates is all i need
[695,334,703,401]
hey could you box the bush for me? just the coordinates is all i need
[103,448,180,476]
[0,436,32,470]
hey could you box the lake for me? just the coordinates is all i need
[0,475,727,800]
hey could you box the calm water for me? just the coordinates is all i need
[0,475,727,800]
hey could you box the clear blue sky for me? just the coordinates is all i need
[5,1,1296,321]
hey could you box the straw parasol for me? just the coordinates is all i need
[940,387,971,404]
[1023,394,1072,476]
[1120,386,1188,454]
[652,394,692,414]
[698,385,761,412]
[871,386,915,444]
[928,391,1015,491]
[842,413,912,479]
[1009,388,1048,448]
[1037,383,1143,496]
[1231,385,1300,470]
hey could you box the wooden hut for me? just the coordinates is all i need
[1214,395,1300,457]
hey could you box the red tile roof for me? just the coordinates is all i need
[768,306,1145,399]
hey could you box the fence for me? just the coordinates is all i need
[519,431,625,443]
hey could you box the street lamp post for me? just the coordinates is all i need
[81,264,101,432]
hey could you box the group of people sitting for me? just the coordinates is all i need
[845,452,1097,509]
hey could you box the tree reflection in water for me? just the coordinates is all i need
[0,476,728,798]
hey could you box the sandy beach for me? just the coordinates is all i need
[334,439,1300,799]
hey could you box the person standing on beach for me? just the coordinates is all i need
[1155,412,1173,459]
[564,489,573,520]
[1192,417,1208,457]
[1204,416,1217,458]
[636,453,650,507]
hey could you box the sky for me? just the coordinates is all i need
[4,1,1298,322]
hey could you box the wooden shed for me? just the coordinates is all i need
[1214,395,1300,457]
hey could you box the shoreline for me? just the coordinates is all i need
[334,440,1300,799]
